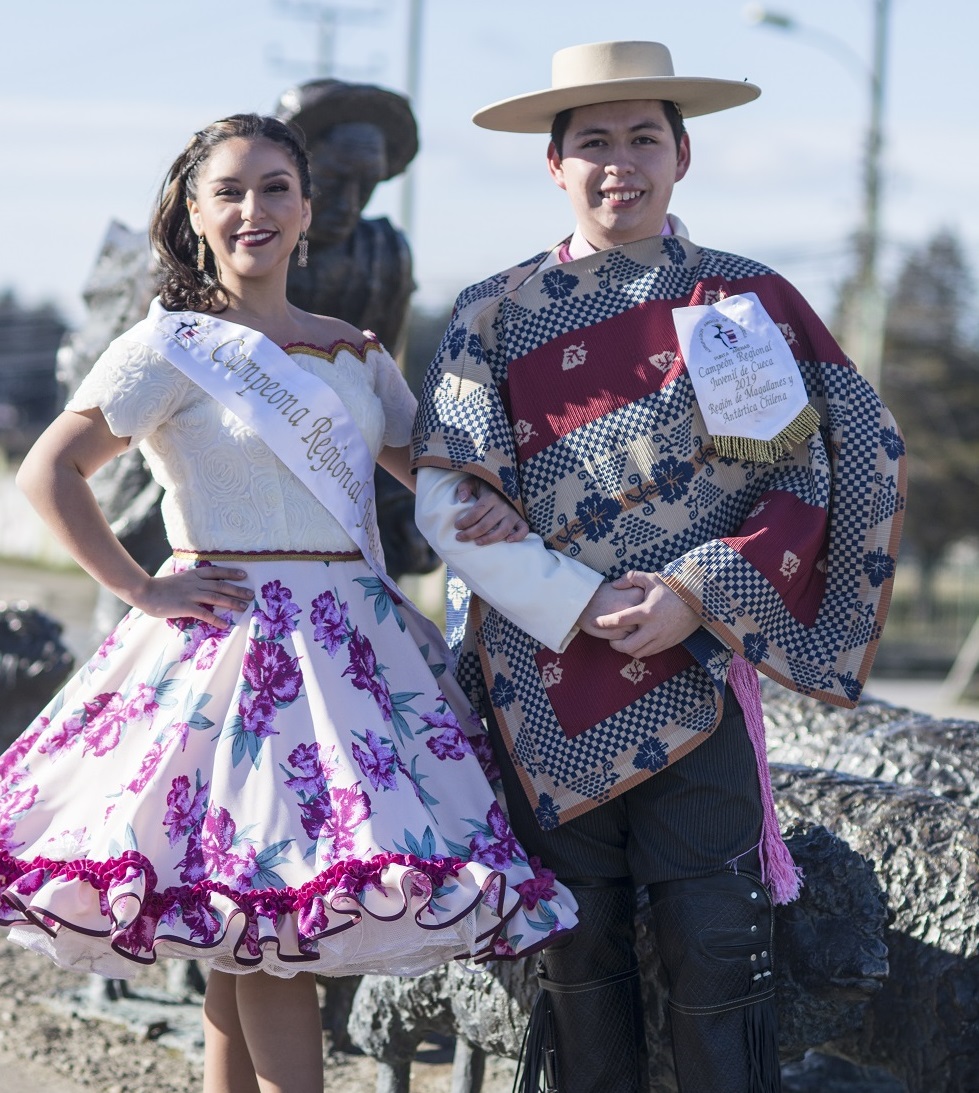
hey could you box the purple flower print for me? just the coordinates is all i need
[469,802,520,870]
[343,627,378,689]
[237,639,303,742]
[255,580,301,640]
[298,794,333,841]
[343,628,393,719]
[243,639,303,706]
[0,821,21,855]
[177,828,208,884]
[39,713,86,758]
[161,891,223,946]
[92,629,121,663]
[297,897,330,938]
[0,720,44,782]
[490,936,518,958]
[425,725,473,762]
[80,684,159,758]
[284,742,334,796]
[164,774,210,847]
[114,911,157,958]
[239,694,278,741]
[467,733,501,784]
[281,742,336,840]
[184,899,222,945]
[201,804,258,886]
[468,832,513,870]
[421,710,461,732]
[311,590,349,656]
[352,730,398,791]
[515,857,558,910]
[322,784,371,858]
[166,615,231,666]
[126,741,166,796]
[0,777,39,852]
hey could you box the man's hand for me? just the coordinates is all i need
[595,571,700,658]
[576,581,645,641]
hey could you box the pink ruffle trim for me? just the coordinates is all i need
[0,847,571,971]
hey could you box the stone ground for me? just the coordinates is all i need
[0,937,521,1092]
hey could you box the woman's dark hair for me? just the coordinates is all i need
[549,100,686,158]
[150,113,312,313]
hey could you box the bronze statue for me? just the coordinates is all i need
[276,78,418,353]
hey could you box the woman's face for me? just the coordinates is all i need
[186,136,311,284]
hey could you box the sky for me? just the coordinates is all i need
[2,0,977,331]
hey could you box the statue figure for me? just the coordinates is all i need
[275,77,418,353]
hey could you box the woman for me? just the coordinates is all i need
[0,114,576,1093]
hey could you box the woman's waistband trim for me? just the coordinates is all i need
[172,548,365,563]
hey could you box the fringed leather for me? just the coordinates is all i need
[513,975,558,1093]
[746,973,781,1093]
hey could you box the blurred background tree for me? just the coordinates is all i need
[876,229,979,619]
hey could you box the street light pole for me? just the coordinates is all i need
[850,0,890,390]
[745,1,891,389]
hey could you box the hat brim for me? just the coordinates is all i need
[278,85,419,179]
[472,76,761,132]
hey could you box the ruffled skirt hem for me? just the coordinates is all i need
[1,846,573,979]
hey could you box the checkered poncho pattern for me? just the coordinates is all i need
[412,234,906,826]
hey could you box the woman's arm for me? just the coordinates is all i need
[17,408,253,627]
[378,444,528,544]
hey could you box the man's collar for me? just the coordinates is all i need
[566,213,688,260]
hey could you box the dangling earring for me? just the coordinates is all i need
[297,230,309,268]
[196,234,207,271]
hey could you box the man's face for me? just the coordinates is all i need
[307,121,388,245]
[547,99,690,250]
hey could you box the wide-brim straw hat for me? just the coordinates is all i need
[472,41,761,132]
[276,78,419,179]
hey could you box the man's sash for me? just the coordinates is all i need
[126,300,465,707]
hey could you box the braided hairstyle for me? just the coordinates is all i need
[150,113,312,313]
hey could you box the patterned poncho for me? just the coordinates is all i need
[412,234,906,827]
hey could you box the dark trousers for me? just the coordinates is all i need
[489,688,764,884]
[493,691,780,1093]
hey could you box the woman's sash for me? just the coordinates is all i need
[125,300,465,702]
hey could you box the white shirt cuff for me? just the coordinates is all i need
[414,467,604,652]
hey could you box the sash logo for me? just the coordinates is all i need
[169,316,209,347]
[700,319,742,351]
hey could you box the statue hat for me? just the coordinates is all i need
[472,40,760,132]
[276,78,419,179]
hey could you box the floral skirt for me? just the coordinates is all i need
[0,552,576,978]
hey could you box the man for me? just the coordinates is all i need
[412,41,905,1093]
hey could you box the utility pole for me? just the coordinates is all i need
[746,1,891,388]
[846,0,890,391]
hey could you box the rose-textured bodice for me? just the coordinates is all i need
[67,336,416,552]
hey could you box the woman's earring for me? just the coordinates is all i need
[297,230,309,268]
[197,234,207,271]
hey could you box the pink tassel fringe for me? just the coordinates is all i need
[727,656,804,905]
